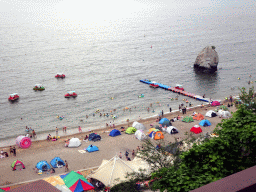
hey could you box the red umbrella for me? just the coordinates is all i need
[190,125,202,134]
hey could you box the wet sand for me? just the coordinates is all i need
[0,101,236,187]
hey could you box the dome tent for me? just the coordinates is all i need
[11,160,25,171]
[50,157,65,168]
[199,119,211,127]
[109,129,121,137]
[89,133,101,141]
[86,145,99,153]
[36,161,51,172]
[135,130,147,141]
[132,122,146,131]
[159,118,171,126]
[193,113,204,120]
[148,130,164,140]
[218,110,231,118]
[68,138,81,148]
[205,110,217,117]
[166,126,179,134]
[125,127,137,134]
[182,116,194,123]
[190,125,202,134]
[211,100,221,106]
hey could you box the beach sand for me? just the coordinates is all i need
[0,101,236,187]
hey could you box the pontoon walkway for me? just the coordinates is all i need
[140,79,210,102]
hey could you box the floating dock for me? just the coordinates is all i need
[140,79,210,102]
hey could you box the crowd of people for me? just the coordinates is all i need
[0,146,16,159]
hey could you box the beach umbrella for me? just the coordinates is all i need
[182,116,194,123]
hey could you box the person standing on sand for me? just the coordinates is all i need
[132,150,135,159]
[65,160,69,172]
[56,127,58,137]
[13,146,16,156]
[119,152,122,159]
[9,146,13,156]
[162,110,164,117]
[78,126,82,133]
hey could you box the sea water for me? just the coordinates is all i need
[0,0,255,147]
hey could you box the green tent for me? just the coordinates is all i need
[182,116,194,123]
[125,127,137,134]
[63,171,87,187]
[219,105,229,111]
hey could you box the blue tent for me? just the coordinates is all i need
[86,145,99,153]
[50,157,65,168]
[148,131,155,139]
[109,129,121,137]
[199,119,211,127]
[36,161,51,171]
[159,118,171,126]
[89,133,101,141]
[88,133,96,141]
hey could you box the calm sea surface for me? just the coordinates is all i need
[0,0,255,147]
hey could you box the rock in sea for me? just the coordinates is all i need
[194,46,219,72]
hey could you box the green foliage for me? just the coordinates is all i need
[149,86,256,191]
[110,180,138,192]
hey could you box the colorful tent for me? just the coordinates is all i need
[182,116,194,123]
[148,131,164,140]
[15,136,31,148]
[205,110,217,117]
[159,118,171,126]
[36,161,51,171]
[211,100,221,106]
[63,171,94,192]
[134,130,147,141]
[190,125,202,134]
[199,119,211,127]
[89,133,101,142]
[86,145,99,153]
[109,129,121,137]
[50,157,65,168]
[132,122,146,131]
[11,160,25,171]
[68,138,81,148]
[125,127,137,134]
[193,113,204,120]
[166,126,179,134]
[219,105,229,111]
[147,128,160,135]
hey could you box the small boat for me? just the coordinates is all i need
[149,83,159,88]
[8,93,19,101]
[174,84,184,91]
[55,73,65,78]
[65,91,77,98]
[33,84,45,91]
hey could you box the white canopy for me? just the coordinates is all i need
[218,110,231,118]
[135,130,147,141]
[132,121,146,131]
[89,156,135,187]
[68,138,81,148]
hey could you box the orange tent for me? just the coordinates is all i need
[193,113,204,120]
[154,131,164,140]
[147,128,160,135]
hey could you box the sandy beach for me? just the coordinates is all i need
[0,101,237,188]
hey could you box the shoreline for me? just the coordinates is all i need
[0,102,224,149]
